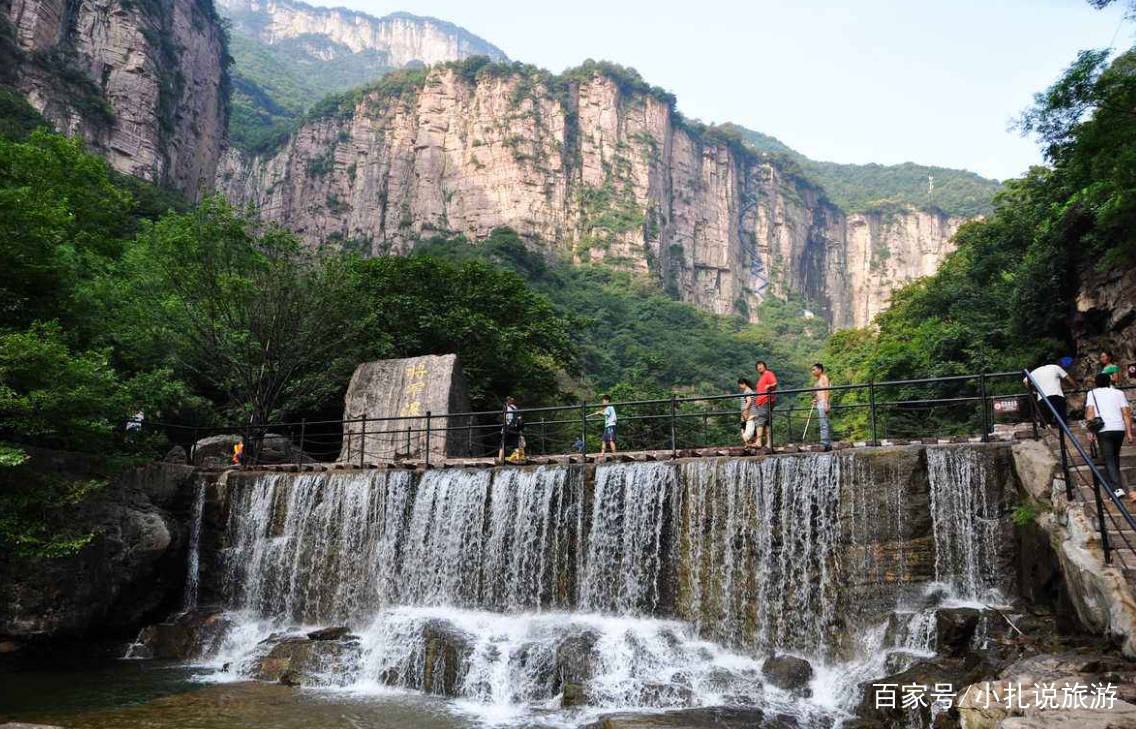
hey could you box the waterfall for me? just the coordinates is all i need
[221,470,413,623]
[927,447,1006,600]
[580,463,674,615]
[677,455,842,656]
[186,446,1016,726]
[182,478,207,612]
[398,469,491,607]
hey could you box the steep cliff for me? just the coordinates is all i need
[219,0,507,67]
[2,0,229,196]
[219,62,967,328]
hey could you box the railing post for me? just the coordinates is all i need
[406,425,412,459]
[540,417,546,456]
[670,394,678,458]
[467,419,472,456]
[425,411,432,468]
[359,415,367,467]
[979,372,990,443]
[580,402,588,459]
[1092,464,1112,563]
[1058,428,1073,502]
[868,381,879,445]
[298,419,306,466]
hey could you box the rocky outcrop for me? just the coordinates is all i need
[0,454,196,644]
[218,64,967,327]
[218,0,507,67]
[1011,440,1136,657]
[2,0,228,195]
[1071,262,1136,375]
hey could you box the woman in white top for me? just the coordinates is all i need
[1086,372,1135,501]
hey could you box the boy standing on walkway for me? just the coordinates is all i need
[811,363,832,451]
[593,395,617,456]
[754,361,778,452]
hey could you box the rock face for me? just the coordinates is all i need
[0,453,195,642]
[1071,262,1136,376]
[218,64,967,328]
[2,0,229,195]
[218,0,507,67]
[338,354,472,462]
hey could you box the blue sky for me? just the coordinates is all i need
[340,0,1132,180]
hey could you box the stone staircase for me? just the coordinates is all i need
[1042,426,1136,578]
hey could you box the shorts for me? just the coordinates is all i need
[753,403,772,426]
[603,425,616,443]
[742,419,757,441]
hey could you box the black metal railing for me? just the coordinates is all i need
[1024,368,1136,565]
[131,369,1068,467]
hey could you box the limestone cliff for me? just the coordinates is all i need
[2,0,228,195]
[218,64,966,328]
[218,0,507,67]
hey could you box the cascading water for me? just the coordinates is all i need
[927,446,1007,601]
[182,445,1016,727]
[182,478,207,612]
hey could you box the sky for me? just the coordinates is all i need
[337,0,1133,181]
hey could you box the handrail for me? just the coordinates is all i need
[1023,368,1136,564]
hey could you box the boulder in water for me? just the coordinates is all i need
[307,626,352,641]
[555,629,599,707]
[253,636,357,685]
[133,607,232,660]
[936,608,982,657]
[761,654,814,693]
[418,618,473,696]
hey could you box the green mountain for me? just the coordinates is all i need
[722,123,1002,218]
[219,0,509,155]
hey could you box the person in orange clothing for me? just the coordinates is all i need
[754,360,778,452]
[232,440,245,467]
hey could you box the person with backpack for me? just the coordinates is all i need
[1086,372,1135,502]
[499,396,524,463]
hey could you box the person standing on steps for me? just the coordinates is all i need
[1026,358,1076,427]
[754,361,778,453]
[738,378,758,447]
[811,363,832,451]
[592,395,618,457]
[1086,372,1135,504]
[1101,350,1120,385]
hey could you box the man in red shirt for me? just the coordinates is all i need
[754,360,778,451]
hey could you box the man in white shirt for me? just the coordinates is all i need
[1026,359,1076,426]
[1086,373,1135,501]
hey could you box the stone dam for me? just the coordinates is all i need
[127,442,1051,727]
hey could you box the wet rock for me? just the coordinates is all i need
[164,446,188,463]
[936,608,981,657]
[582,706,790,728]
[133,608,233,660]
[0,724,70,728]
[253,636,357,685]
[762,654,814,692]
[307,626,351,641]
[856,655,998,729]
[417,618,473,696]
